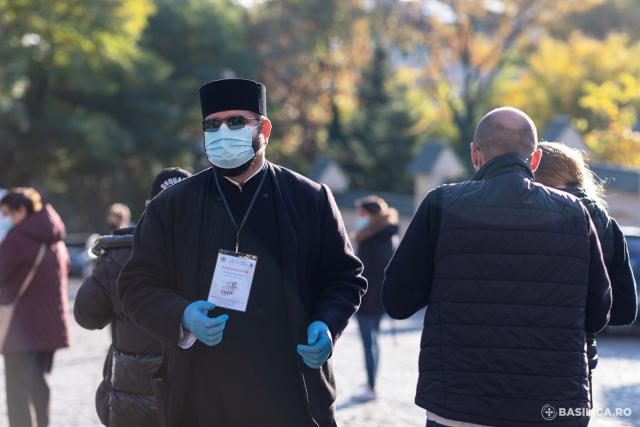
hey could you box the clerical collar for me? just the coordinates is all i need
[223,159,267,191]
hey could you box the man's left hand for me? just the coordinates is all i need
[296,321,333,369]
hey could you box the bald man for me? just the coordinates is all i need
[383,107,612,427]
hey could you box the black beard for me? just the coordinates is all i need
[213,136,263,177]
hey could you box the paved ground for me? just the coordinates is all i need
[0,279,638,427]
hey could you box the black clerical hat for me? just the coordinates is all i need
[199,78,267,119]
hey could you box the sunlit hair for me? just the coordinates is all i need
[108,203,131,225]
[536,141,607,209]
[0,187,43,215]
[356,195,388,216]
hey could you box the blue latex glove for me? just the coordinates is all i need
[296,321,333,369]
[181,301,229,347]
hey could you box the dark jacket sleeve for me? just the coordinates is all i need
[118,202,190,349]
[608,219,638,325]
[383,188,440,319]
[74,252,114,330]
[310,185,367,341]
[584,213,613,333]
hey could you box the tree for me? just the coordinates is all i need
[248,0,369,169]
[0,0,257,229]
[493,32,640,166]
[327,98,349,153]
[143,0,256,123]
[344,42,421,193]
[580,73,640,166]
[390,0,603,162]
[0,0,161,228]
[553,0,640,41]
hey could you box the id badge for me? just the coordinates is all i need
[207,250,258,312]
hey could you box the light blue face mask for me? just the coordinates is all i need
[355,217,369,231]
[205,124,257,169]
[0,214,12,243]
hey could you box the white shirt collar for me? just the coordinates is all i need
[223,158,266,190]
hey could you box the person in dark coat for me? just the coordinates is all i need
[0,188,71,427]
[383,107,612,427]
[535,141,638,397]
[74,167,192,427]
[118,78,367,427]
[351,195,398,402]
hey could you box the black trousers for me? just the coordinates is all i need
[4,351,54,427]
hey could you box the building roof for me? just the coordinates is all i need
[408,141,447,174]
[542,115,573,141]
[307,156,334,182]
[334,190,416,217]
[592,163,640,194]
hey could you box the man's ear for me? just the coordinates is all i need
[470,142,481,172]
[260,117,272,143]
[529,148,543,172]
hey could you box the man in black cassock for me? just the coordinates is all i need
[118,78,367,427]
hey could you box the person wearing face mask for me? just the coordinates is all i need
[0,189,9,244]
[118,78,366,427]
[0,188,70,427]
[350,196,398,402]
[383,107,612,427]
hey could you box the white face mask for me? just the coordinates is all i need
[205,124,257,169]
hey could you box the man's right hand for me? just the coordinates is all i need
[181,301,229,347]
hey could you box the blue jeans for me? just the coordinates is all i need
[357,314,382,389]
[426,421,447,427]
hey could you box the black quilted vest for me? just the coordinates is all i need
[418,154,592,427]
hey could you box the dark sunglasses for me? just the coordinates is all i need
[202,115,261,132]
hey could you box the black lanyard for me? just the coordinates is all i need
[213,165,268,254]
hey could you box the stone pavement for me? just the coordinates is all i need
[0,280,638,427]
[333,317,640,427]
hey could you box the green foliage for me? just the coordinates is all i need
[0,0,160,228]
[0,0,253,229]
[493,32,640,166]
[336,43,421,193]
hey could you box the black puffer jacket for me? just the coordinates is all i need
[384,154,612,427]
[74,228,162,427]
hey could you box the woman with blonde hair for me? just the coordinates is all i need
[535,142,637,396]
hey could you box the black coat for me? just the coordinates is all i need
[384,154,612,427]
[563,187,638,372]
[564,187,637,327]
[355,223,398,316]
[74,228,162,427]
[118,162,367,427]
